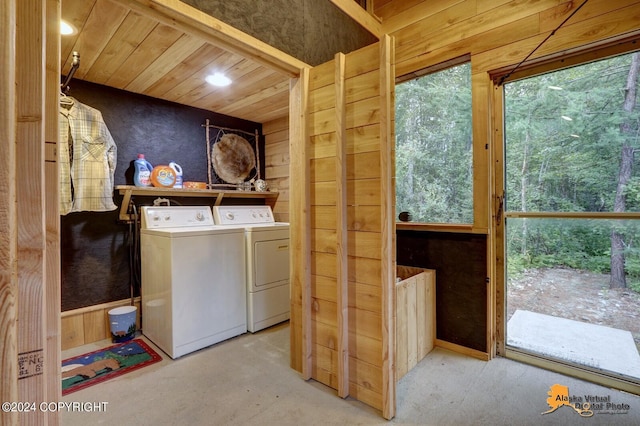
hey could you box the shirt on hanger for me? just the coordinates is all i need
[59,97,117,214]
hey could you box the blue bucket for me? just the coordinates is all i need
[108,306,137,343]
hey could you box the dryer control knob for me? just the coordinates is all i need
[196,212,204,221]
[225,212,234,220]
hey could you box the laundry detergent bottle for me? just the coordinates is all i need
[133,154,153,187]
[169,161,183,188]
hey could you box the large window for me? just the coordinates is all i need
[395,62,473,223]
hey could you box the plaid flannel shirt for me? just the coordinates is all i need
[59,99,117,215]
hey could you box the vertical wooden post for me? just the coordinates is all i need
[0,1,18,425]
[45,0,61,418]
[334,53,349,398]
[379,34,396,420]
[491,78,506,358]
[290,67,312,378]
[16,1,48,424]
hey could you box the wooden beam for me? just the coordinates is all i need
[334,52,349,399]
[0,0,18,424]
[290,67,312,378]
[379,34,395,421]
[45,0,61,419]
[16,0,47,423]
[328,0,381,38]
[113,0,310,78]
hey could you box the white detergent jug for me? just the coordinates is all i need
[169,161,183,188]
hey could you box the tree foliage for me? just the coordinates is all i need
[505,52,640,290]
[395,62,473,223]
[395,52,640,292]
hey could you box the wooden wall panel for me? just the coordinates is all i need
[264,116,290,222]
[291,36,395,418]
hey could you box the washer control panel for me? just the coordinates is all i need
[213,205,275,225]
[141,206,214,229]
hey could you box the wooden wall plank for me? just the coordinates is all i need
[309,84,336,113]
[289,67,311,377]
[347,124,381,154]
[61,316,84,351]
[311,252,337,279]
[312,298,337,326]
[309,108,337,136]
[264,116,290,223]
[395,14,540,78]
[349,332,383,367]
[395,282,408,378]
[346,98,380,129]
[349,281,382,313]
[380,0,464,34]
[0,1,18,424]
[345,44,382,78]
[45,0,61,420]
[379,34,396,420]
[309,60,335,90]
[348,231,382,260]
[345,70,380,104]
[335,52,349,398]
[16,1,47,423]
[471,72,490,229]
[473,3,640,74]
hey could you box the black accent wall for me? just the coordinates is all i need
[61,79,263,311]
[397,230,488,352]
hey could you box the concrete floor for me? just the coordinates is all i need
[61,322,640,425]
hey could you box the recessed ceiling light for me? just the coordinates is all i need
[548,86,563,90]
[60,20,76,36]
[206,73,232,87]
[561,115,572,121]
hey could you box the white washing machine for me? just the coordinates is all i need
[140,206,246,359]
[213,205,290,332]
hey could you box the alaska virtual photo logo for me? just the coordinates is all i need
[543,384,631,417]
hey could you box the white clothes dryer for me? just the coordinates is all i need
[140,206,246,358]
[213,205,290,332]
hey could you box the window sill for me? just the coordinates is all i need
[395,222,488,234]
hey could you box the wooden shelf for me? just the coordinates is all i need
[116,185,278,222]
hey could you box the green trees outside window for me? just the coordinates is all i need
[395,62,473,224]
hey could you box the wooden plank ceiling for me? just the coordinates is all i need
[61,0,292,123]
